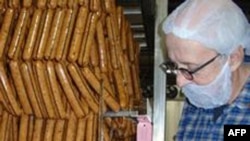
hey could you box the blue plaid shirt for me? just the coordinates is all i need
[175,58,250,141]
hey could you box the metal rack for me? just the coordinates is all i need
[153,0,168,141]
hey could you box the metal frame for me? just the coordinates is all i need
[153,0,168,141]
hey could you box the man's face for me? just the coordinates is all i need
[165,34,223,87]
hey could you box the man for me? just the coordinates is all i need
[161,0,250,140]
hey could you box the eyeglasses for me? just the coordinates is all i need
[160,54,221,80]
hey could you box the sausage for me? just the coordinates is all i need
[131,64,142,101]
[23,0,32,8]
[104,0,113,13]
[81,67,120,112]
[96,21,108,73]
[106,16,119,69]
[90,0,100,12]
[127,28,135,62]
[0,111,10,141]
[55,63,85,118]
[20,62,43,118]
[0,9,14,59]
[67,6,89,62]
[55,9,72,61]
[65,114,77,141]
[23,9,42,60]
[53,120,65,141]
[117,6,123,32]
[27,116,34,141]
[11,0,20,8]
[81,12,99,66]
[75,117,87,141]
[36,9,54,60]
[0,62,22,115]
[62,7,78,60]
[35,61,57,118]
[0,0,4,11]
[44,8,65,60]
[101,73,115,97]
[18,114,29,141]
[90,39,99,67]
[48,0,58,8]
[46,61,67,118]
[121,14,127,51]
[85,112,94,141]
[37,0,46,8]
[103,124,111,141]
[12,116,19,141]
[8,8,28,60]
[44,119,56,141]
[67,63,99,114]
[67,0,74,8]
[0,77,13,113]
[31,118,44,141]
[77,12,91,65]
[79,97,89,115]
[123,54,134,98]
[78,0,89,7]
[9,61,33,115]
[58,0,67,8]
[50,9,66,60]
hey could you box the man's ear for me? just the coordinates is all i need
[229,46,244,71]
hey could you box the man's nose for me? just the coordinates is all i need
[176,73,191,87]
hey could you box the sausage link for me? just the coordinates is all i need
[131,64,142,101]
[55,9,72,61]
[106,16,119,69]
[0,9,14,59]
[0,62,22,115]
[36,9,54,60]
[53,120,65,141]
[81,13,99,66]
[0,111,10,141]
[44,8,65,60]
[23,9,43,60]
[18,114,29,141]
[9,61,33,115]
[37,0,46,8]
[44,119,56,141]
[65,114,77,141]
[81,67,120,112]
[90,39,99,67]
[127,27,135,62]
[85,112,94,141]
[46,61,67,118]
[8,9,28,60]
[48,0,58,8]
[62,7,78,60]
[75,117,87,141]
[35,61,58,118]
[31,118,44,141]
[0,0,4,11]
[23,0,32,8]
[90,0,100,12]
[67,63,99,114]
[58,0,67,8]
[68,6,89,62]
[113,69,128,109]
[96,21,108,73]
[20,62,43,118]
[13,0,19,8]
[55,63,85,118]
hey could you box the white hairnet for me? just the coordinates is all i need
[162,0,250,55]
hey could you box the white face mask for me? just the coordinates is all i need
[182,61,232,109]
